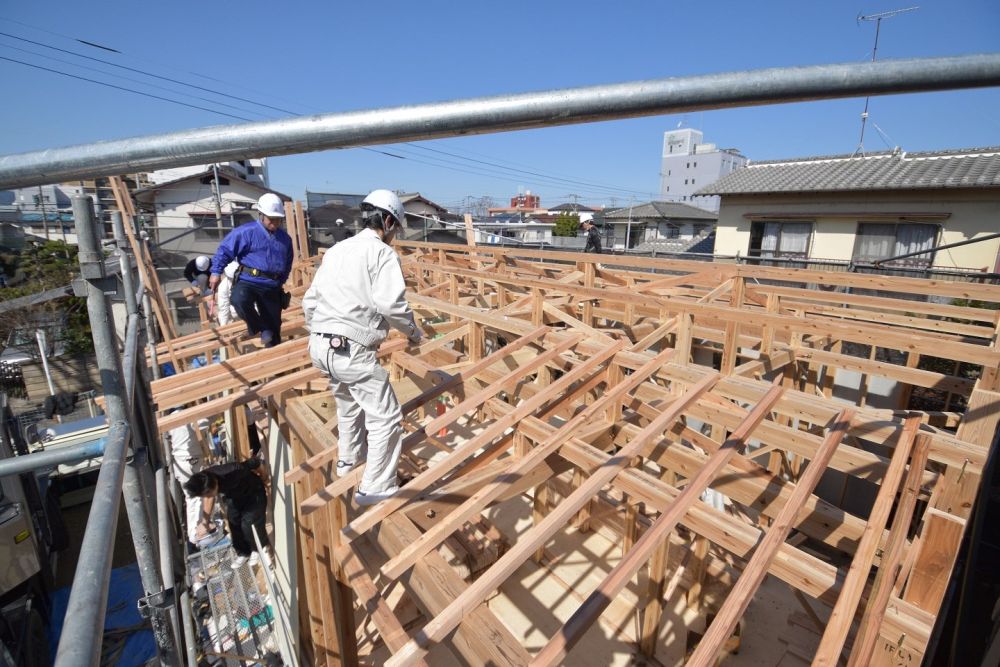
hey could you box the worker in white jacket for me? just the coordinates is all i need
[302,189,422,505]
[215,261,242,326]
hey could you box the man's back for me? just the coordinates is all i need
[303,228,414,347]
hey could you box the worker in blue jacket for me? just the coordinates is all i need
[209,193,294,347]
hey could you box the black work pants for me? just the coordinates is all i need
[224,496,267,557]
[231,279,283,347]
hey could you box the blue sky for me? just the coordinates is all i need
[0,1,998,210]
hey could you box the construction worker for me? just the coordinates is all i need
[183,459,269,569]
[208,193,293,347]
[184,255,211,292]
[329,217,353,244]
[303,189,422,506]
[582,219,603,254]
[167,419,217,544]
[214,260,242,326]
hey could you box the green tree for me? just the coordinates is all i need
[0,240,93,356]
[553,212,580,237]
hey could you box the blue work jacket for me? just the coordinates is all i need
[211,219,293,287]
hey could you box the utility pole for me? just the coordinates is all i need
[625,196,635,252]
[211,163,225,238]
[37,186,49,240]
[854,6,919,156]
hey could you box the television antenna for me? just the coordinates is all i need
[853,6,919,156]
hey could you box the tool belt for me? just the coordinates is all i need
[236,264,282,282]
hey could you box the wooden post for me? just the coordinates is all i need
[639,537,671,656]
[720,276,745,375]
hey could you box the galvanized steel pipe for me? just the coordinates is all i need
[0,438,106,478]
[55,197,176,667]
[52,421,130,667]
[1,54,999,189]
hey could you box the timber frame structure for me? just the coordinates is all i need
[150,237,1000,666]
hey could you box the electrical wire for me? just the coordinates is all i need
[0,30,299,116]
[0,55,254,122]
[0,40,273,119]
[0,28,659,203]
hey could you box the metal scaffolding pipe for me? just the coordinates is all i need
[0,438,106,478]
[52,421,130,667]
[1,54,999,189]
[55,196,177,667]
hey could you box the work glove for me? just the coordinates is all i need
[408,327,424,345]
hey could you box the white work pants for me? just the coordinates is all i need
[170,437,203,543]
[309,335,402,494]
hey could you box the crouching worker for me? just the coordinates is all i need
[302,189,423,506]
[183,459,269,568]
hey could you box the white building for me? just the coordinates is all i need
[148,159,269,187]
[659,129,746,212]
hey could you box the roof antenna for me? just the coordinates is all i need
[853,6,919,157]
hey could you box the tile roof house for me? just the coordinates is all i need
[698,146,1000,273]
[600,201,717,252]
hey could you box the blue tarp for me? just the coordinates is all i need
[49,562,156,666]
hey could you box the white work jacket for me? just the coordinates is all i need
[303,228,418,347]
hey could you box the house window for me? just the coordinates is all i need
[694,162,697,168]
[686,162,690,168]
[684,179,688,185]
[852,223,939,267]
[191,213,243,240]
[691,178,695,184]
[748,221,813,260]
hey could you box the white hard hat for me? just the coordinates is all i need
[335,218,344,225]
[195,255,210,271]
[361,189,406,232]
[254,192,285,218]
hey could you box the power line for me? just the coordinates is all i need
[0,27,658,203]
[0,40,273,119]
[0,30,301,116]
[0,55,255,121]
[403,143,655,198]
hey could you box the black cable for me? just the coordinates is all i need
[0,40,272,119]
[0,30,299,116]
[0,29,659,202]
[404,142,656,198]
[0,55,253,121]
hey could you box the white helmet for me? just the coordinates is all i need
[254,192,285,218]
[194,255,210,271]
[335,218,344,226]
[361,189,406,232]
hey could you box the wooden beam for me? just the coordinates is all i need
[687,408,854,667]
[380,344,676,580]
[813,415,923,667]
[384,372,721,667]
[847,433,932,667]
[529,381,784,666]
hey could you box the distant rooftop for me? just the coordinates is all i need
[698,146,1000,195]
[602,201,717,221]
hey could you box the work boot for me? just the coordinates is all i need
[355,485,400,507]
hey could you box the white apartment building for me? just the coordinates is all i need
[148,158,269,187]
[659,129,746,212]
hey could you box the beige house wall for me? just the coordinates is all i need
[713,190,1000,270]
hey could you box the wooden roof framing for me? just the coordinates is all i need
[150,239,1000,666]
